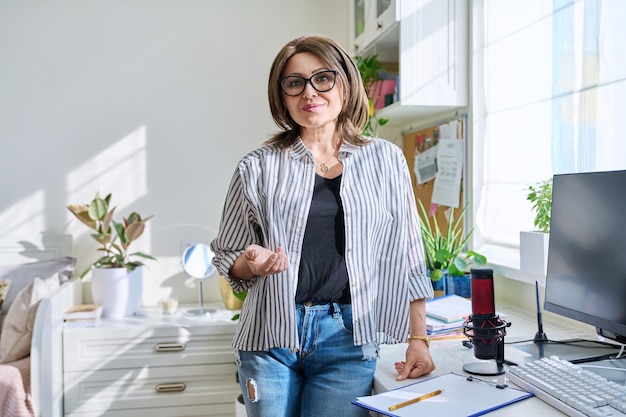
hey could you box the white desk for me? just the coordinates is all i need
[373,303,614,416]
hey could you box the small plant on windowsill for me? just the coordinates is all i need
[520,178,553,275]
[525,178,553,233]
[355,54,389,137]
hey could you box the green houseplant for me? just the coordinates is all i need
[520,178,552,275]
[67,192,156,278]
[417,200,487,295]
[525,178,553,233]
[355,54,389,137]
[68,192,156,318]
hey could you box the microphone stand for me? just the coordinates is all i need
[463,315,511,376]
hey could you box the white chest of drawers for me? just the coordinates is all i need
[62,307,240,417]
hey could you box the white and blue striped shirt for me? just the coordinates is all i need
[211,137,433,351]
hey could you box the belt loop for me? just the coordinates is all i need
[330,302,340,317]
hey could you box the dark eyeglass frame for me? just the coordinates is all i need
[279,70,338,96]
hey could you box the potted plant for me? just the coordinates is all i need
[520,178,552,275]
[355,54,389,137]
[417,200,487,297]
[67,192,156,317]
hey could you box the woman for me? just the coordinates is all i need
[211,34,435,417]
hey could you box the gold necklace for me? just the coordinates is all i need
[316,154,334,173]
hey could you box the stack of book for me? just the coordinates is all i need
[425,295,471,336]
[63,304,103,327]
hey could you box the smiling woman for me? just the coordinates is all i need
[211,34,435,417]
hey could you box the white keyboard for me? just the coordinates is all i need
[507,356,626,417]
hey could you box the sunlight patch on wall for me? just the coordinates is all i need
[66,125,151,267]
[67,125,148,205]
[0,190,45,235]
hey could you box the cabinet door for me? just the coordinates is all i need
[353,0,377,53]
[374,0,398,39]
[353,0,401,54]
[399,0,468,107]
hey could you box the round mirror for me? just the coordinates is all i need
[182,243,217,279]
[181,243,217,317]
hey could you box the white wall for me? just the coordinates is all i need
[0,0,349,305]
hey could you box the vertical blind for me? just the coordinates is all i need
[472,0,626,248]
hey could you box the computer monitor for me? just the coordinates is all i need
[544,170,626,346]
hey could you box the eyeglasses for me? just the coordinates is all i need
[279,70,338,96]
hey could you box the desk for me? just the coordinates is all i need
[373,303,608,416]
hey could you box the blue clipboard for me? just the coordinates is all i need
[352,372,533,417]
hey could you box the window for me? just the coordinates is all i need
[472,0,626,254]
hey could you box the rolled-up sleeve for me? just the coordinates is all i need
[210,166,261,292]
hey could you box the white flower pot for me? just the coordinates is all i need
[91,267,143,318]
[519,231,550,275]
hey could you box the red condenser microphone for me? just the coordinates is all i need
[470,267,498,359]
[463,267,510,376]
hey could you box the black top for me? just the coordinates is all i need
[295,174,351,304]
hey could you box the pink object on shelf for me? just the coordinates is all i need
[369,79,397,110]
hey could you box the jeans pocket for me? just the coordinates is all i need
[335,304,353,334]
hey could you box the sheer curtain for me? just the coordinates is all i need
[472,0,626,251]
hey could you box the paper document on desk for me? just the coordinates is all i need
[426,295,507,325]
[352,373,532,417]
[426,295,471,323]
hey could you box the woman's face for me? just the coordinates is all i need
[280,52,344,134]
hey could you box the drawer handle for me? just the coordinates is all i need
[155,383,187,393]
[155,342,186,352]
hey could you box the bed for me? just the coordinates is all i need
[0,235,81,417]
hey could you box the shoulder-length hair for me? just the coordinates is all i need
[265,35,370,148]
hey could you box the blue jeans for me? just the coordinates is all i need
[236,303,378,417]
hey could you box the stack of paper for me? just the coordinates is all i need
[425,295,507,336]
[425,295,471,335]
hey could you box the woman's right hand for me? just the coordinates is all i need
[244,244,288,277]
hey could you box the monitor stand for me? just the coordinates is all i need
[507,339,622,365]
[505,281,623,365]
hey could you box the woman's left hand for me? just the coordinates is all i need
[394,342,435,380]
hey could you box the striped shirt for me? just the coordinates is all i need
[211,137,433,351]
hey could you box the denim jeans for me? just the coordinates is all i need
[236,303,378,417]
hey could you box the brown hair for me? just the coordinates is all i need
[265,35,370,148]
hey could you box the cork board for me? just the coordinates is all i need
[403,116,466,231]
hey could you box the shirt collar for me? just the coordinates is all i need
[289,137,358,161]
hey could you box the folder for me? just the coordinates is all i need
[352,372,532,417]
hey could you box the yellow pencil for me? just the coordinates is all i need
[388,389,444,411]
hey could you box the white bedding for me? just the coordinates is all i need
[0,235,79,417]
[0,357,33,417]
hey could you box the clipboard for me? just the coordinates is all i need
[352,373,533,417]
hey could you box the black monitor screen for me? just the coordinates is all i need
[544,170,626,344]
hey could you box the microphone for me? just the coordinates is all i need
[463,267,511,375]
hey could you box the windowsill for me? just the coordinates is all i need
[477,244,547,287]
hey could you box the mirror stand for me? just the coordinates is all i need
[181,243,218,318]
[184,280,216,317]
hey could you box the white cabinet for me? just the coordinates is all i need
[353,0,399,55]
[63,307,240,417]
[352,0,469,125]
